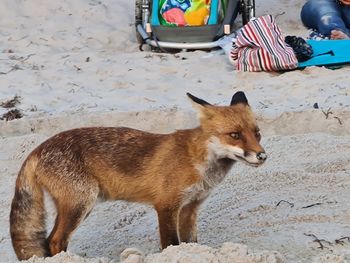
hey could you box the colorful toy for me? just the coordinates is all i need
[160,0,211,26]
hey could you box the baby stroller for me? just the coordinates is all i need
[135,0,255,50]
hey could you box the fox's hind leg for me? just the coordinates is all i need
[178,201,201,243]
[47,183,99,256]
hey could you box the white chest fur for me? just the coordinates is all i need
[182,137,234,206]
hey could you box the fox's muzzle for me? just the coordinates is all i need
[256,151,267,162]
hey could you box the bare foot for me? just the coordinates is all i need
[330,30,349,40]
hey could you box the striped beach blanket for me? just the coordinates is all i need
[231,15,298,72]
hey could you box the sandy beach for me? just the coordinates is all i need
[0,0,349,262]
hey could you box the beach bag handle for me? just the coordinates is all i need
[231,15,298,72]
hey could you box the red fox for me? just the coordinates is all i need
[10,91,266,260]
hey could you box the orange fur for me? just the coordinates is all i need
[10,92,266,260]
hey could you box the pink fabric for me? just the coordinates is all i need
[163,8,186,26]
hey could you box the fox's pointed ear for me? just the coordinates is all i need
[187,93,211,107]
[187,93,213,119]
[230,91,248,106]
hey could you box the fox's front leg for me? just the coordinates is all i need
[178,201,201,243]
[155,205,180,249]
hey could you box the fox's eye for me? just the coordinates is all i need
[230,132,240,140]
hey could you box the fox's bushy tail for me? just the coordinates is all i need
[10,157,50,260]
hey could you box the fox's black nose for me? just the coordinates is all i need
[256,152,267,161]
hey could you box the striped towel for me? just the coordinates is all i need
[231,15,298,72]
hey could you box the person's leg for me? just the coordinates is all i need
[341,4,350,27]
[301,0,349,38]
[331,3,350,39]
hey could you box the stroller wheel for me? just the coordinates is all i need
[240,0,255,25]
[135,0,150,45]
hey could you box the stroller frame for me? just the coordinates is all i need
[135,0,255,50]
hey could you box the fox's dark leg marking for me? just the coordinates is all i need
[155,206,180,249]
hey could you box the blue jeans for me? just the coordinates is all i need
[301,0,350,37]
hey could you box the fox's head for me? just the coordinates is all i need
[187,91,267,167]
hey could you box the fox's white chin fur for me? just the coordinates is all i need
[208,136,264,167]
[235,155,262,167]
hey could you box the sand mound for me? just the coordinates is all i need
[22,243,289,263]
[143,243,286,263]
[23,242,349,263]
